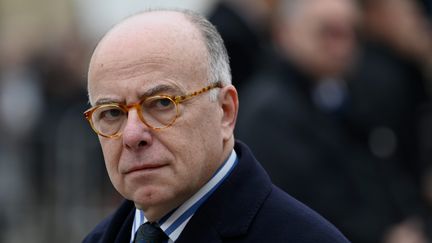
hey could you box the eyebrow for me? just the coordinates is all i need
[140,84,183,98]
[94,98,122,106]
[93,84,184,106]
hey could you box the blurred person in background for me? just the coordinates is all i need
[82,9,349,243]
[208,0,278,90]
[351,0,432,203]
[237,0,430,242]
[0,46,45,242]
[26,33,118,242]
[419,0,432,18]
[352,1,432,241]
[0,27,115,242]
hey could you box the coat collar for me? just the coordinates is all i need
[176,140,272,242]
[100,200,135,243]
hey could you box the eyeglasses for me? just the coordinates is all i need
[84,82,222,138]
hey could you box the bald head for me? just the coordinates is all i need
[88,9,231,104]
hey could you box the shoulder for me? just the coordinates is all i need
[251,185,350,242]
[82,215,113,243]
[83,214,114,243]
[238,65,310,125]
[224,142,350,242]
[82,200,135,243]
[240,70,290,107]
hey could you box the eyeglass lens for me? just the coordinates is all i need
[91,96,178,136]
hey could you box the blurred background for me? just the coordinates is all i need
[1,0,432,242]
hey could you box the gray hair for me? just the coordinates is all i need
[179,9,232,100]
[139,8,232,100]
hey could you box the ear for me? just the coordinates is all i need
[218,85,239,142]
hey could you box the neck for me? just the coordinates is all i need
[139,137,236,223]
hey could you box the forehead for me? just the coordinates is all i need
[88,11,209,101]
[293,0,358,24]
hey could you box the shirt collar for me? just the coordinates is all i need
[130,149,238,242]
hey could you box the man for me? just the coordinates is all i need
[237,0,428,242]
[82,9,349,243]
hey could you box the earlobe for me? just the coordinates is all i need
[219,85,239,141]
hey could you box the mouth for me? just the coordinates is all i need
[123,163,167,175]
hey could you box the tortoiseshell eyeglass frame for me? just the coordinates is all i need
[84,81,223,138]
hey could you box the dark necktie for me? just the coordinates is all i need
[134,222,168,243]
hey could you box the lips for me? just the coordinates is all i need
[123,163,167,174]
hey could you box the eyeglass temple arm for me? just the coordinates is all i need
[174,81,223,103]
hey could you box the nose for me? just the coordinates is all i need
[122,109,153,150]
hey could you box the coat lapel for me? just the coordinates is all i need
[176,141,272,242]
[99,200,135,243]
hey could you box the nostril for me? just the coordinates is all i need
[138,141,147,147]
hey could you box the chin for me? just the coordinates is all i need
[129,186,174,208]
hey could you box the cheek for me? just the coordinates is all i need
[178,110,222,168]
[100,138,122,180]
[173,112,216,156]
[157,103,223,187]
[162,120,211,177]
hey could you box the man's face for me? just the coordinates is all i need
[281,0,358,78]
[87,12,226,218]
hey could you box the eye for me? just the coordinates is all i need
[96,107,125,121]
[157,98,173,108]
[143,97,175,111]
